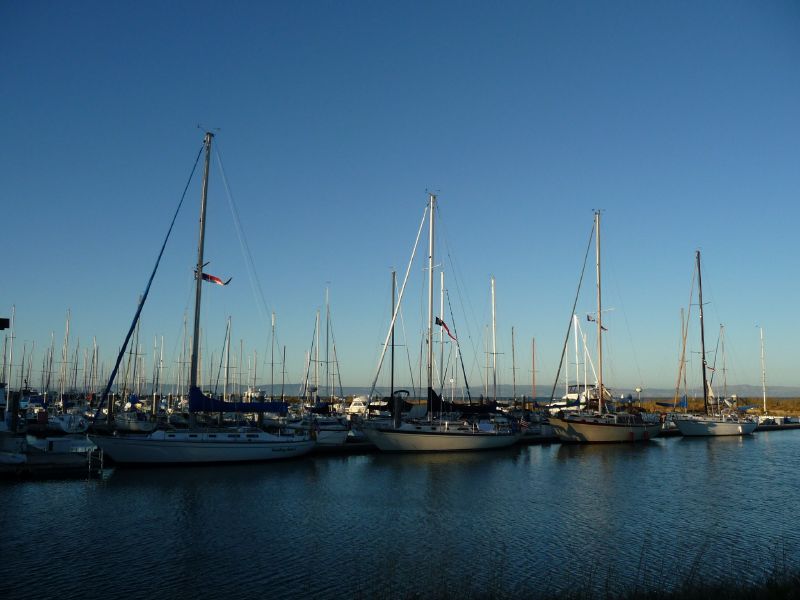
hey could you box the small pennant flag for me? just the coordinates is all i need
[435,316,457,341]
[586,314,608,331]
[201,272,232,286]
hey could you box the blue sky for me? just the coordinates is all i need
[3,1,800,396]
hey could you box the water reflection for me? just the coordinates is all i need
[3,432,800,599]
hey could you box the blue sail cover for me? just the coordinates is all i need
[656,396,689,408]
[189,387,288,415]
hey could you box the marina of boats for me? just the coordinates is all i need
[5,393,800,480]
[2,132,799,476]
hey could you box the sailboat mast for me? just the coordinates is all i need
[595,211,604,412]
[511,326,516,403]
[281,345,286,400]
[270,312,275,399]
[190,132,213,394]
[573,314,579,395]
[314,309,320,403]
[491,275,497,402]
[427,193,435,412]
[720,325,727,399]
[531,337,536,404]
[390,270,396,398]
[440,271,445,389]
[325,287,330,401]
[759,326,767,415]
[224,317,231,402]
[7,306,15,392]
[696,250,709,414]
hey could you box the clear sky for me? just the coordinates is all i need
[3,1,800,396]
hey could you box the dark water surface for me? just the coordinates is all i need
[2,432,799,599]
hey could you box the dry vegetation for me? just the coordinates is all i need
[645,397,800,416]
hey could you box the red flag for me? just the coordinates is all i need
[201,272,232,286]
[435,316,457,341]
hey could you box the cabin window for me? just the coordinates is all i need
[228,434,240,438]
[209,434,216,438]
[167,434,175,438]
[189,434,198,438]
[246,434,258,438]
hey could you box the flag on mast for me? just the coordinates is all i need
[586,314,607,331]
[201,272,232,286]
[435,316,457,341]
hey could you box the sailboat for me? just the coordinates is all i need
[548,212,661,443]
[362,193,521,452]
[673,251,757,437]
[90,132,315,463]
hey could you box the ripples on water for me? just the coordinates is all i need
[2,432,800,599]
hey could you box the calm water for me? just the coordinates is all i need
[2,432,799,599]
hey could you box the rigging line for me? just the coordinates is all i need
[708,326,722,389]
[446,288,472,402]
[549,219,595,403]
[326,311,345,399]
[367,204,429,397]
[674,265,696,405]
[96,142,204,415]
[609,258,644,389]
[301,318,317,398]
[214,146,273,327]
[397,298,417,399]
[212,318,231,397]
[438,218,482,387]
[436,204,478,368]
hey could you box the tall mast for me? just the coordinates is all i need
[511,326,516,403]
[325,287,330,400]
[60,309,70,406]
[6,306,15,392]
[1,331,7,387]
[485,325,490,399]
[224,317,231,401]
[440,271,445,389]
[759,326,767,415]
[280,345,286,400]
[573,314,580,394]
[314,309,320,404]
[91,336,99,398]
[427,193,435,412]
[270,312,275,399]
[390,270,396,397]
[531,337,536,403]
[252,350,257,392]
[720,325,727,399]
[190,131,213,395]
[238,338,243,402]
[595,211,604,412]
[491,275,497,402]
[696,250,709,415]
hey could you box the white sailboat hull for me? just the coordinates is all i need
[363,425,521,452]
[315,428,349,447]
[549,416,661,443]
[674,417,757,437]
[90,430,315,464]
[47,414,89,434]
